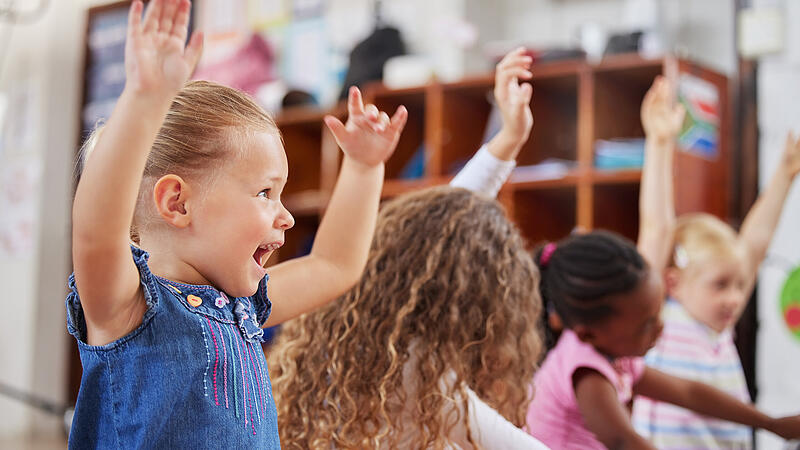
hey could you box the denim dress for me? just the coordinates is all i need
[66,246,281,449]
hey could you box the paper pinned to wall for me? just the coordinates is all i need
[781,266,800,342]
[3,78,40,156]
[248,0,290,29]
[283,18,328,102]
[0,157,42,259]
[677,73,721,160]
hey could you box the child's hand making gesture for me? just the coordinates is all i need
[489,47,534,160]
[641,76,685,145]
[324,86,407,169]
[124,0,203,97]
[264,88,407,326]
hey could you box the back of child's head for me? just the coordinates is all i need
[269,186,543,449]
[671,213,743,272]
[534,231,649,349]
[79,80,278,243]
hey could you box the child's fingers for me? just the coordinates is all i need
[498,47,528,65]
[786,132,796,154]
[388,105,408,134]
[376,111,390,132]
[159,0,179,35]
[642,78,660,111]
[499,54,533,71]
[183,31,204,72]
[128,0,143,33]
[142,0,163,34]
[347,86,366,117]
[518,81,533,104]
[171,0,191,42]
[324,115,348,144]
[671,104,686,127]
[365,104,379,121]
[504,66,533,81]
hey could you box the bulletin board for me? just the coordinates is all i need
[78,1,129,151]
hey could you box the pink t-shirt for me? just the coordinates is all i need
[525,329,645,449]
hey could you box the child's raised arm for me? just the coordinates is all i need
[487,47,534,161]
[635,366,800,440]
[450,47,533,197]
[637,76,685,273]
[738,132,800,294]
[72,0,202,346]
[263,87,407,326]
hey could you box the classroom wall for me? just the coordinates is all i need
[0,0,111,439]
[755,0,800,448]
[499,0,736,76]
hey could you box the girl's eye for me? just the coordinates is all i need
[258,189,271,199]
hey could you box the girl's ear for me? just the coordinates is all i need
[548,310,564,333]
[573,324,595,344]
[664,267,682,297]
[153,174,192,228]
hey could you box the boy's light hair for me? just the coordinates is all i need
[671,213,743,272]
[76,81,279,244]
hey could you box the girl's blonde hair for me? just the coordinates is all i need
[269,186,543,449]
[671,213,743,272]
[79,80,279,243]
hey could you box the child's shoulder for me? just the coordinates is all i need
[542,330,619,383]
[67,245,272,348]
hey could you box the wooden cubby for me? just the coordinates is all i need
[272,53,730,258]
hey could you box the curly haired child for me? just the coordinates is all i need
[269,48,549,449]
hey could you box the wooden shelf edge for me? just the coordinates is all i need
[590,168,642,185]
[507,166,583,190]
[275,104,345,128]
[591,53,664,72]
[284,190,328,216]
[381,176,451,198]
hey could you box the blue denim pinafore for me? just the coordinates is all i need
[66,246,281,448]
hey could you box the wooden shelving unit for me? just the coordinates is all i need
[270,53,730,260]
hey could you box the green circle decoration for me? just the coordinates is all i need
[780,266,800,340]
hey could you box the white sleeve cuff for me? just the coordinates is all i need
[449,144,516,198]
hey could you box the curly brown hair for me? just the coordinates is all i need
[268,186,543,449]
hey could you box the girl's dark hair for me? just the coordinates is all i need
[534,230,648,350]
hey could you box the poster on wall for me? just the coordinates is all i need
[0,158,42,259]
[82,6,128,141]
[247,0,290,29]
[677,73,720,160]
[781,266,800,341]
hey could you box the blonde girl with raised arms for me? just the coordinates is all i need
[66,0,407,447]
[632,76,800,448]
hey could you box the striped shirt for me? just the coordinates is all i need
[632,298,752,449]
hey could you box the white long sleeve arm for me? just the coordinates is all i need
[450,144,516,198]
[465,388,550,450]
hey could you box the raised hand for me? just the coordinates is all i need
[324,87,408,168]
[494,47,534,144]
[641,76,686,144]
[781,132,800,180]
[124,0,203,96]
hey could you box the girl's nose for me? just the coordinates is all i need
[277,203,295,230]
